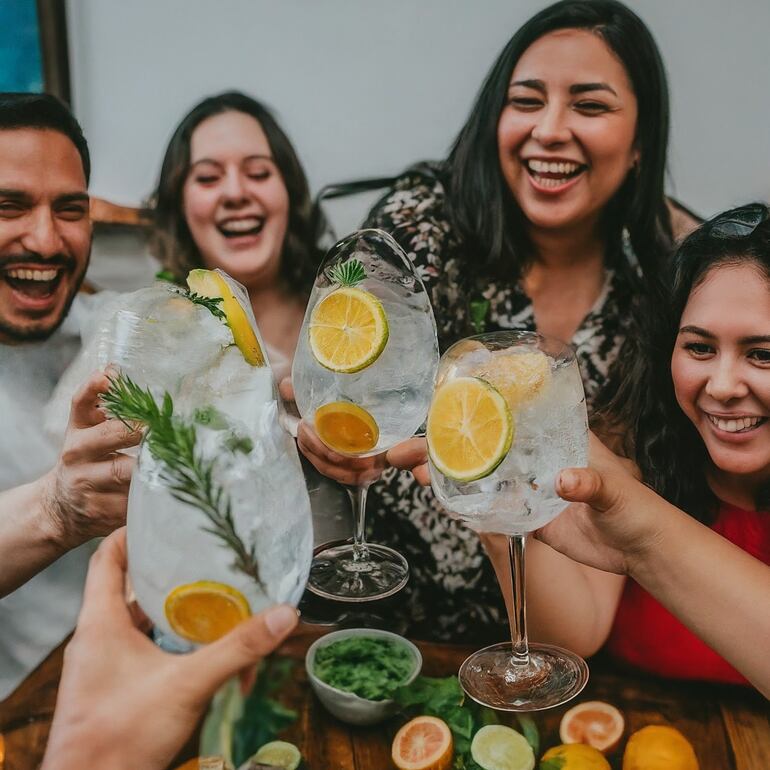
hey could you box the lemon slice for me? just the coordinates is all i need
[164,580,251,644]
[252,741,302,770]
[187,269,265,366]
[309,287,388,373]
[315,401,379,454]
[427,377,513,482]
[473,350,551,409]
[470,725,535,770]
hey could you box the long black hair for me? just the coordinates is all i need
[149,91,322,295]
[446,0,672,281]
[629,203,770,522]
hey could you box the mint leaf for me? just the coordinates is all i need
[540,757,566,770]
[516,713,540,756]
[469,299,489,334]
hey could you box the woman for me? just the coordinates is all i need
[298,0,696,642]
[150,91,321,381]
[540,203,770,691]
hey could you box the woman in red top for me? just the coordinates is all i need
[538,203,770,695]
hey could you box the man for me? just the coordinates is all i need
[0,93,136,698]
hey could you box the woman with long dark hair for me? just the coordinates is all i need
[298,0,697,642]
[541,203,770,690]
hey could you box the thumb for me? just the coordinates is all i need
[556,467,616,512]
[278,377,295,402]
[69,371,112,429]
[181,604,299,697]
[387,437,427,471]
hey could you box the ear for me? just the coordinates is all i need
[630,148,641,171]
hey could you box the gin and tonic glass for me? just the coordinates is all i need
[427,331,589,710]
[292,229,439,602]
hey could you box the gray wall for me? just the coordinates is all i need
[67,0,770,287]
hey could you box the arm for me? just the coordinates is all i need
[542,437,770,696]
[41,528,298,770]
[0,372,140,597]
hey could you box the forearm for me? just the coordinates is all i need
[0,474,68,597]
[630,503,770,697]
[481,533,625,657]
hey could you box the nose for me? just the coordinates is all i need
[531,103,572,146]
[705,358,750,402]
[221,169,249,205]
[21,207,65,257]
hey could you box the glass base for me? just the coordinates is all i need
[459,641,588,711]
[307,540,409,602]
[152,626,193,654]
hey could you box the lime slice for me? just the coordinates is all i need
[472,350,552,409]
[252,740,302,770]
[471,725,534,770]
[315,401,379,454]
[187,269,266,366]
[164,580,251,644]
[427,377,513,482]
[309,287,388,373]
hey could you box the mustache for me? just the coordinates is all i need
[0,253,75,271]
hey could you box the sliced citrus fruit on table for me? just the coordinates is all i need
[173,757,225,770]
[542,743,611,769]
[187,268,266,366]
[471,724,535,770]
[252,740,302,770]
[392,715,453,770]
[427,376,514,482]
[559,700,625,754]
[622,725,699,770]
[165,580,251,644]
[309,286,388,373]
[472,350,552,409]
[315,401,379,454]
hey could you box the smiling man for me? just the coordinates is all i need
[0,93,135,699]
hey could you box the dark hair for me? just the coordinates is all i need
[446,0,672,280]
[630,203,770,521]
[149,91,321,295]
[0,92,90,182]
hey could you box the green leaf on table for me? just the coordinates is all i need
[516,713,540,756]
[200,677,243,767]
[539,757,566,770]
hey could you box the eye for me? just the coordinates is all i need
[248,170,270,181]
[194,175,220,185]
[57,204,88,221]
[748,348,770,365]
[509,97,544,111]
[574,100,609,114]
[0,201,24,216]
[683,341,714,357]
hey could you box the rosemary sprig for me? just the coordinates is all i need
[328,258,366,287]
[102,374,262,586]
[170,286,226,321]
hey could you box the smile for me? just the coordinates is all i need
[525,158,586,190]
[217,216,265,238]
[707,414,767,434]
[1,265,67,299]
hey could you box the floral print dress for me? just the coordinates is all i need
[362,167,637,643]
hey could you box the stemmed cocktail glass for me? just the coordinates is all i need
[427,331,589,710]
[292,229,439,602]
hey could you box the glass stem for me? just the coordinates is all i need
[346,484,370,562]
[507,534,530,667]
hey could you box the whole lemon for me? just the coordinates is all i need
[541,743,611,770]
[623,725,699,770]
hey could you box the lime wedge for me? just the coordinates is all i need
[252,740,302,770]
[470,725,534,770]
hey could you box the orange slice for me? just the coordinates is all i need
[622,726,699,770]
[559,700,625,754]
[392,716,453,770]
[309,287,388,373]
[164,580,250,644]
[315,401,379,454]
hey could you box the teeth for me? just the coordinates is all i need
[708,415,764,433]
[531,175,572,188]
[527,159,581,175]
[5,268,59,281]
[219,217,263,233]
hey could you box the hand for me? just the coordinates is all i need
[41,529,299,770]
[41,371,142,551]
[535,433,664,574]
[296,420,387,487]
[386,437,430,486]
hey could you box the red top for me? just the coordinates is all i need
[605,502,770,685]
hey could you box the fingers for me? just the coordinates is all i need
[68,371,113,430]
[183,605,299,697]
[556,467,614,512]
[77,528,131,628]
[386,437,430,486]
[63,419,142,464]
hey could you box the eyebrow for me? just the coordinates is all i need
[679,325,770,344]
[508,79,617,96]
[190,154,274,168]
[0,189,88,204]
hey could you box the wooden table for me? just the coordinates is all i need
[1,633,768,769]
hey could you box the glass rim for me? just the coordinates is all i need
[446,330,576,365]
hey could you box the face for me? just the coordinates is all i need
[0,128,90,344]
[671,263,770,481]
[182,111,290,291]
[497,28,639,236]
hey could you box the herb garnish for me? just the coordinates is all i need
[101,373,262,585]
[328,258,366,288]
